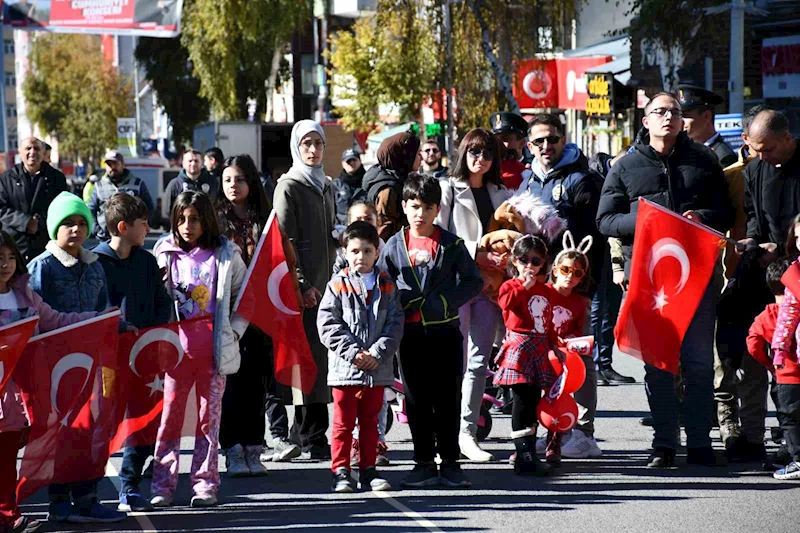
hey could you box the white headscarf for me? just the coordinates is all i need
[286,120,327,194]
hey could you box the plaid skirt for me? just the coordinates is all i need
[493,331,557,388]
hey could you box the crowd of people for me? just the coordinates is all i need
[0,83,799,532]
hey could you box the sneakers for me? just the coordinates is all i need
[599,367,635,384]
[561,430,603,459]
[245,445,268,476]
[459,432,494,462]
[545,431,562,465]
[439,462,472,488]
[359,467,392,491]
[773,461,800,480]
[401,462,440,488]
[332,467,354,493]
[67,502,127,524]
[300,444,332,462]
[647,447,676,468]
[267,437,302,462]
[12,516,42,533]
[47,500,73,523]
[118,493,152,512]
[225,444,250,477]
[687,447,728,467]
[376,441,390,466]
[150,494,173,508]
[191,492,218,507]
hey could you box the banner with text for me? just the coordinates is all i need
[117,117,137,158]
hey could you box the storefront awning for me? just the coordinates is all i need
[565,36,631,86]
[586,57,631,85]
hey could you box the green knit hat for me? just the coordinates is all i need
[47,191,93,240]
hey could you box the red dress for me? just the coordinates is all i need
[493,278,558,387]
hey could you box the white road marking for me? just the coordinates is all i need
[349,472,442,532]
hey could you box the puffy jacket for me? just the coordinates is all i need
[0,163,68,262]
[154,235,249,375]
[362,165,407,240]
[596,131,735,260]
[378,226,483,327]
[317,267,404,387]
[28,241,109,314]
[332,167,367,226]
[88,169,155,240]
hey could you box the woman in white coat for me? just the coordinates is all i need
[436,128,511,462]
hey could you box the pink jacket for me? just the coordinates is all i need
[0,274,97,433]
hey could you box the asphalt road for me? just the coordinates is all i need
[19,351,799,533]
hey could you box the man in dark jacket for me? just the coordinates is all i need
[332,148,367,226]
[0,136,67,261]
[597,92,735,469]
[678,84,737,168]
[164,149,218,211]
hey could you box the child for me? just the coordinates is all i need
[151,191,248,507]
[0,231,105,532]
[27,192,125,524]
[546,231,602,463]
[318,221,404,492]
[378,173,483,489]
[494,234,563,476]
[93,194,173,512]
[747,257,793,469]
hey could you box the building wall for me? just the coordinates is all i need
[2,27,17,154]
[575,0,632,49]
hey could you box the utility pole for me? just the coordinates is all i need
[443,0,455,160]
[728,0,745,114]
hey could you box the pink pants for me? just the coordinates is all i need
[331,386,384,472]
[151,372,227,497]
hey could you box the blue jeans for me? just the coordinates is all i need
[119,445,154,495]
[645,281,717,450]
[591,253,622,370]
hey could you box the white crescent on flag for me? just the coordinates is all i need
[50,353,94,426]
[648,238,690,294]
[268,261,300,316]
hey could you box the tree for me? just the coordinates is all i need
[181,0,310,120]
[135,37,210,146]
[24,34,132,162]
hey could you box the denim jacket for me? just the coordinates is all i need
[27,241,109,313]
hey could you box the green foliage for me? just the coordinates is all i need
[135,37,210,146]
[181,0,310,120]
[24,34,132,161]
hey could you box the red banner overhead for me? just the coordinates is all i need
[2,0,183,37]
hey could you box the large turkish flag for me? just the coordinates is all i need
[0,316,38,394]
[614,199,724,375]
[109,316,214,453]
[14,313,121,500]
[234,211,317,394]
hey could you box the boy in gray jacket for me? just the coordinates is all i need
[317,221,404,493]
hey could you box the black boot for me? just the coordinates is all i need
[513,436,551,477]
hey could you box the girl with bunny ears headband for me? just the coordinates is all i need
[550,230,593,291]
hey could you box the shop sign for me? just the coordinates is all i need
[585,73,614,118]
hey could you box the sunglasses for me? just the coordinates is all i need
[530,135,562,147]
[648,107,682,119]
[422,148,440,154]
[517,255,544,267]
[557,265,585,278]
[467,148,495,161]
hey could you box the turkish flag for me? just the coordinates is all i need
[109,316,214,453]
[14,313,121,500]
[614,199,725,375]
[234,211,317,394]
[0,316,38,394]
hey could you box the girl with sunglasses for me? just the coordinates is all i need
[493,234,564,476]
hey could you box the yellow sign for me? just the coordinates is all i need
[585,73,615,117]
[586,97,612,116]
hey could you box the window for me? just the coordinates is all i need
[3,40,14,56]
[7,135,17,149]
[6,105,16,118]
[4,72,15,87]
[300,54,315,96]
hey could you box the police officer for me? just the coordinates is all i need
[490,111,529,190]
[678,84,737,168]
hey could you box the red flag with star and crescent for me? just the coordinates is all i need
[614,199,725,375]
[234,211,317,395]
[0,316,39,395]
[14,312,121,500]
[109,316,214,454]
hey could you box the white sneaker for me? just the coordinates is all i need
[459,433,495,462]
[190,492,218,507]
[536,430,572,453]
[561,430,602,458]
[150,494,173,507]
[225,444,250,477]
[245,445,268,476]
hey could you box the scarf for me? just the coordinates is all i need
[286,120,327,194]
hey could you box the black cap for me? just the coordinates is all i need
[341,148,360,162]
[489,112,528,136]
[677,84,724,111]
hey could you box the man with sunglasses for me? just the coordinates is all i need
[597,92,735,469]
[420,140,448,180]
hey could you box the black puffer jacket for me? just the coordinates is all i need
[596,131,735,260]
[332,167,367,225]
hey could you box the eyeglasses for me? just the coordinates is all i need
[467,148,495,161]
[517,255,544,267]
[648,107,682,119]
[557,265,585,278]
[422,148,440,154]
[530,135,562,147]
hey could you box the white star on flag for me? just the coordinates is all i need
[146,374,165,396]
[652,287,669,312]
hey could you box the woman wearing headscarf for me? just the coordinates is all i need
[361,132,422,240]
[273,120,338,459]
